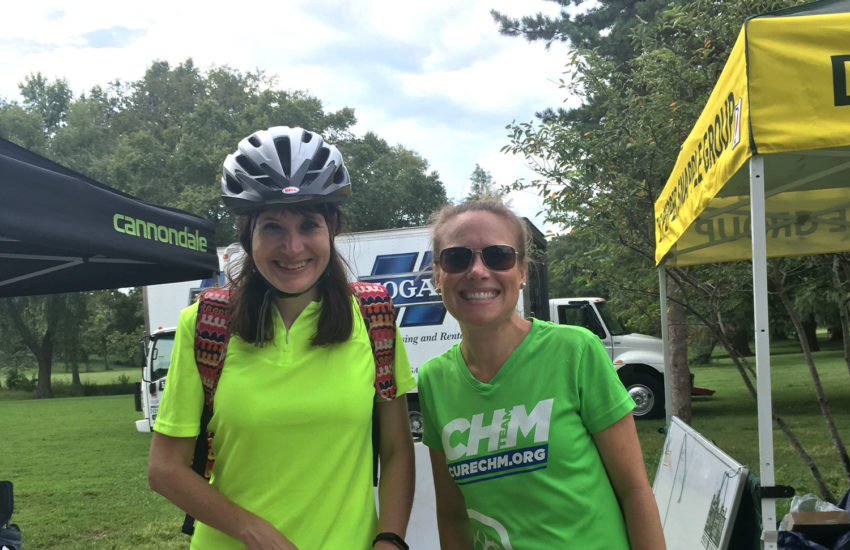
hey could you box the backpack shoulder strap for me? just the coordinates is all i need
[350,281,397,400]
[182,288,231,536]
[194,288,232,417]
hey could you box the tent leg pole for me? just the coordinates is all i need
[750,155,777,549]
[658,267,672,426]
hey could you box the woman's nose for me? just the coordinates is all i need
[466,251,489,277]
[280,232,305,253]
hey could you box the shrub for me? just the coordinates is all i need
[3,367,37,392]
[50,378,136,397]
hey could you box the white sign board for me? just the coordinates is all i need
[653,416,749,550]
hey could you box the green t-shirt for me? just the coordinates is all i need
[419,319,635,550]
[154,297,416,550]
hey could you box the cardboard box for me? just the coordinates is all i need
[787,510,850,548]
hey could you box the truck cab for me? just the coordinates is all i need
[134,327,176,432]
[548,297,665,418]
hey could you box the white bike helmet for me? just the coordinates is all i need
[221,126,350,214]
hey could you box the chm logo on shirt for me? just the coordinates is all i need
[469,509,514,550]
[442,399,553,484]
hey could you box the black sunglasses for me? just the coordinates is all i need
[438,245,518,274]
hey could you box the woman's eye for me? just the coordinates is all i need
[261,222,283,232]
[301,220,320,231]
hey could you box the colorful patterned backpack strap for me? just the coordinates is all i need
[350,281,397,400]
[181,288,231,536]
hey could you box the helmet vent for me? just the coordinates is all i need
[224,174,242,194]
[274,137,292,176]
[247,135,261,147]
[309,147,330,171]
[301,131,313,143]
[235,155,263,177]
[333,166,346,184]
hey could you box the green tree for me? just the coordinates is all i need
[0,102,47,152]
[81,290,144,370]
[18,72,73,134]
[341,132,448,231]
[500,0,837,498]
[1,58,450,395]
[465,163,508,203]
[0,295,66,398]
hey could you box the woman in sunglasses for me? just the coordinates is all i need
[417,200,665,549]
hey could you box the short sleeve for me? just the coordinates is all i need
[577,332,635,434]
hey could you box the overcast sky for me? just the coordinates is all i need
[0,1,576,233]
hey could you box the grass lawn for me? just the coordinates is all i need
[636,339,850,521]
[0,395,188,549]
[0,341,847,548]
[49,367,141,385]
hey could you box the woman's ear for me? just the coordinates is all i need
[432,268,443,291]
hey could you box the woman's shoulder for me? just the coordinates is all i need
[175,299,201,329]
[529,318,600,345]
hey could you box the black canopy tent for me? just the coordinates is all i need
[0,137,218,297]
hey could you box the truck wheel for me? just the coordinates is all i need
[406,393,423,440]
[409,410,424,441]
[620,373,664,419]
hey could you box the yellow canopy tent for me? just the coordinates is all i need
[654,0,850,547]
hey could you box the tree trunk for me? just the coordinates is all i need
[668,293,692,423]
[70,354,82,388]
[670,268,836,502]
[833,255,850,379]
[36,335,54,398]
[83,349,92,373]
[717,323,838,502]
[773,414,836,503]
[801,315,821,353]
[729,327,754,357]
[1,296,65,398]
[776,273,850,485]
[102,337,112,370]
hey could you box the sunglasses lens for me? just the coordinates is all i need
[440,247,473,273]
[439,245,517,273]
[482,245,517,271]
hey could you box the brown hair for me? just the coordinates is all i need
[227,203,353,346]
[429,199,530,269]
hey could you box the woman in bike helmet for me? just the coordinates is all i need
[149,127,416,550]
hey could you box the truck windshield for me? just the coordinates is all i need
[150,334,174,381]
[596,302,627,336]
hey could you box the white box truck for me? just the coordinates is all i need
[135,224,667,433]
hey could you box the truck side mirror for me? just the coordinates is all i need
[138,339,146,368]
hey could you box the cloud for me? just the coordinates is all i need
[0,0,570,232]
[81,26,147,49]
[0,38,60,56]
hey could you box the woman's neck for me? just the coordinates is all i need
[274,289,319,330]
[459,315,532,383]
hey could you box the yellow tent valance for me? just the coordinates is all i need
[655,3,850,266]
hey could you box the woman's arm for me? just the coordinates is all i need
[148,431,298,550]
[592,413,666,550]
[374,397,416,548]
[429,448,473,549]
